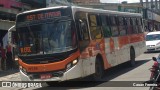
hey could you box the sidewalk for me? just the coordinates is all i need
[0,69,21,81]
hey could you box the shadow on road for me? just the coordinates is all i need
[103,59,151,81]
[144,51,160,54]
[33,59,151,90]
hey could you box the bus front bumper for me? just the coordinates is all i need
[20,60,83,81]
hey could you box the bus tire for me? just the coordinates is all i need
[92,57,104,81]
[130,48,135,67]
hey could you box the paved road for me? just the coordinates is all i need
[0,52,159,90]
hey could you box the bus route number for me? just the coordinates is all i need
[20,47,31,53]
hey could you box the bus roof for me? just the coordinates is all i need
[72,6,142,17]
[17,6,69,15]
[17,6,142,17]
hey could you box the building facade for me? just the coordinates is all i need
[73,0,100,4]
[0,0,45,46]
[20,0,46,8]
[74,2,160,32]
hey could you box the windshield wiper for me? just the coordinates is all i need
[53,18,61,23]
[26,23,38,51]
[26,23,35,39]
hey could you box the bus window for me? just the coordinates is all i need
[131,18,138,34]
[118,16,126,36]
[137,18,143,33]
[79,19,89,40]
[75,11,90,51]
[110,16,119,37]
[126,18,132,34]
[100,15,111,37]
[134,18,139,34]
[88,14,102,39]
[75,12,89,41]
[123,17,128,34]
[129,18,134,34]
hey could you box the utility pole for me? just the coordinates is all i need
[151,0,155,31]
[151,0,153,9]
[67,0,72,3]
[159,0,160,9]
[140,0,143,7]
[146,0,149,8]
[155,0,158,9]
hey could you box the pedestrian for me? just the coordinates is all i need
[0,44,2,70]
[6,42,13,70]
[0,45,6,70]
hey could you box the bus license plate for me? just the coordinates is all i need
[40,74,52,79]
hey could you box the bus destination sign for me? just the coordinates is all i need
[26,11,61,21]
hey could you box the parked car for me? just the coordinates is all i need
[146,31,160,52]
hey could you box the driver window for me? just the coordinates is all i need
[75,12,89,41]
[75,11,90,52]
[78,19,89,40]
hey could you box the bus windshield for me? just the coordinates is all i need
[17,20,77,56]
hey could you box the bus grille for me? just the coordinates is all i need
[19,54,68,64]
[18,49,77,64]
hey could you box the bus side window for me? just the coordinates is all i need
[100,15,111,37]
[110,16,119,37]
[88,14,102,39]
[131,18,138,34]
[123,17,128,34]
[134,18,139,34]
[77,19,89,40]
[137,18,143,33]
[130,18,134,34]
[118,16,127,36]
[126,17,132,34]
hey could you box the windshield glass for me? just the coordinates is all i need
[17,20,77,55]
[146,34,160,41]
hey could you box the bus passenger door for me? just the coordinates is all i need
[75,12,91,76]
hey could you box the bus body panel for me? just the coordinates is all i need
[103,33,145,67]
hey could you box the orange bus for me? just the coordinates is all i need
[16,6,146,83]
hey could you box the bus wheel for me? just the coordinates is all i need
[130,48,135,67]
[93,57,104,81]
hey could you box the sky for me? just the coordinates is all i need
[100,0,140,3]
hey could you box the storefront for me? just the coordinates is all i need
[146,9,160,31]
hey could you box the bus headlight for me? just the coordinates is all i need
[72,59,78,65]
[15,58,18,61]
[66,59,78,71]
[19,66,27,75]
